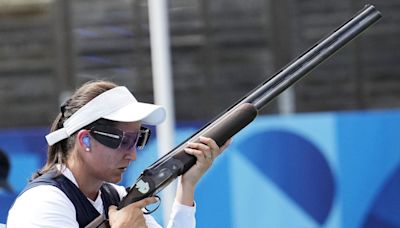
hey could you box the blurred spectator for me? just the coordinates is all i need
[1,147,16,224]
[0,148,13,193]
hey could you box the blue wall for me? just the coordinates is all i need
[1,109,400,227]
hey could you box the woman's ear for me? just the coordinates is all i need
[77,130,91,152]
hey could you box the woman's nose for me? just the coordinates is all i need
[124,147,137,160]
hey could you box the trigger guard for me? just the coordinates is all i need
[144,195,161,215]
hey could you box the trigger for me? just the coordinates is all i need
[144,195,161,215]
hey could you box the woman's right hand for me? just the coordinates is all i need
[108,197,158,228]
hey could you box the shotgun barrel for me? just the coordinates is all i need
[86,4,381,228]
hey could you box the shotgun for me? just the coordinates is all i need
[86,4,381,227]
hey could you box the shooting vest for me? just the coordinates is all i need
[20,170,120,227]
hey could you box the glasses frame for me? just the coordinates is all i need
[88,125,151,151]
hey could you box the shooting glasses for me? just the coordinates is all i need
[89,125,151,150]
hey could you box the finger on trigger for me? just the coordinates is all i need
[134,196,158,208]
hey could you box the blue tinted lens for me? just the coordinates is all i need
[90,125,148,151]
[120,132,140,150]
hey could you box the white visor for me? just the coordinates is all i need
[45,86,166,146]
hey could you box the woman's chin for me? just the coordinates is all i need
[107,174,122,184]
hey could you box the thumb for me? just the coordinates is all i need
[108,205,117,213]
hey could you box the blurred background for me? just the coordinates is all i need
[0,0,399,227]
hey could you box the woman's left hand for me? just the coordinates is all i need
[182,136,230,187]
[176,137,231,206]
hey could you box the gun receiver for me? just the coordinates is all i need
[86,4,381,228]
